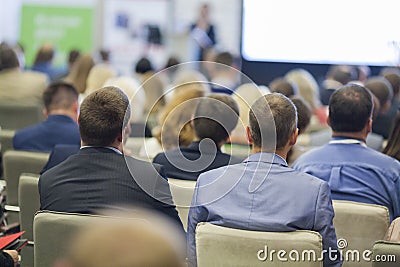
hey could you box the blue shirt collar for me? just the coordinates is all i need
[243,152,288,167]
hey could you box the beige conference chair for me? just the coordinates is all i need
[0,102,44,130]
[2,150,49,224]
[332,200,390,267]
[34,211,113,267]
[0,129,15,155]
[195,222,323,267]
[18,173,40,267]
[168,178,196,230]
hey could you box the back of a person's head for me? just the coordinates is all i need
[249,93,297,151]
[0,44,19,71]
[365,76,393,108]
[326,65,355,85]
[383,113,400,161]
[33,44,54,65]
[269,77,298,97]
[68,49,80,66]
[329,84,373,133]
[215,51,234,67]
[43,82,79,112]
[79,86,130,146]
[193,94,239,145]
[380,67,400,97]
[86,64,116,94]
[65,54,95,94]
[290,97,311,135]
[135,57,153,74]
[284,68,321,110]
[99,49,110,62]
[172,69,210,94]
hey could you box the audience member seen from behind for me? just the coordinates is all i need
[269,77,297,98]
[38,87,183,230]
[31,44,66,81]
[383,112,400,162]
[85,49,116,95]
[285,68,328,132]
[53,210,185,267]
[293,84,400,220]
[13,82,80,152]
[287,97,312,165]
[209,51,240,95]
[153,94,242,181]
[377,68,400,138]
[319,65,355,105]
[187,93,341,267]
[365,76,394,139]
[0,44,47,104]
[64,54,95,94]
[135,57,166,126]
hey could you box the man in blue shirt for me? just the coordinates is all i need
[13,82,80,152]
[187,93,341,267]
[293,84,400,220]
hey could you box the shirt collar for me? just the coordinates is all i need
[80,146,122,155]
[243,152,288,167]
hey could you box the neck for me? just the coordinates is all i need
[48,110,77,122]
[332,131,367,142]
[252,146,288,160]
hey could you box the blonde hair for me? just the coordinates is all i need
[285,68,321,110]
[156,87,206,149]
[64,54,94,93]
[86,64,116,94]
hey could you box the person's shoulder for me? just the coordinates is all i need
[14,123,42,139]
[292,144,328,166]
[365,148,400,170]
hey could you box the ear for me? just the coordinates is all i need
[246,126,253,144]
[289,128,299,146]
[117,131,123,143]
[366,118,372,133]
[43,109,49,119]
[326,115,331,127]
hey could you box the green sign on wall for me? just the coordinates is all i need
[20,4,93,67]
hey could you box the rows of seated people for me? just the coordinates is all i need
[1,41,400,267]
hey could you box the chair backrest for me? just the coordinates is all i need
[372,241,400,267]
[0,102,44,130]
[34,211,116,267]
[19,173,40,241]
[332,200,390,267]
[18,173,39,267]
[384,217,400,242]
[168,178,196,230]
[3,150,49,206]
[196,222,323,267]
[0,129,15,155]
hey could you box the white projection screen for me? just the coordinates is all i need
[242,0,400,66]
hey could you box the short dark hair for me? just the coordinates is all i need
[79,86,131,146]
[269,78,298,97]
[364,77,393,107]
[193,94,239,144]
[249,93,297,150]
[34,45,54,65]
[135,57,153,74]
[99,49,110,62]
[43,82,79,111]
[0,45,19,70]
[290,97,311,134]
[68,49,80,65]
[326,65,356,85]
[329,84,373,133]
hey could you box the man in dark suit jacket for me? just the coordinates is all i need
[13,82,80,152]
[153,94,242,180]
[39,87,182,228]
